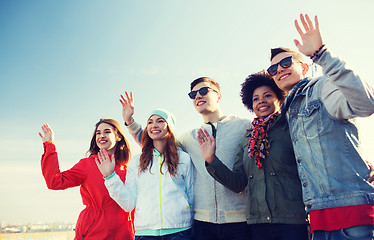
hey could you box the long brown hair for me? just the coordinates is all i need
[139,125,179,176]
[87,118,131,164]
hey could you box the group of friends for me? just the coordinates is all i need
[38,14,374,240]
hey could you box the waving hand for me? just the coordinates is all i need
[294,14,324,57]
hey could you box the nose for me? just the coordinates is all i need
[195,91,203,99]
[277,63,287,73]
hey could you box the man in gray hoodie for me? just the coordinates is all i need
[121,77,250,240]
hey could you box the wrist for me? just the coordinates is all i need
[310,44,326,62]
[103,171,116,180]
[205,155,215,164]
[124,118,134,126]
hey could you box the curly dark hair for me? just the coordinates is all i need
[240,71,285,112]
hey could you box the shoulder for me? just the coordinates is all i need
[178,149,191,161]
[224,115,251,125]
[128,154,141,167]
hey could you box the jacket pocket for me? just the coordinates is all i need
[75,209,97,240]
[298,100,323,139]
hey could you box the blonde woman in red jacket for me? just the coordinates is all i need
[39,118,135,240]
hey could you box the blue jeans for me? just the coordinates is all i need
[312,225,374,240]
[193,220,250,240]
[249,223,308,240]
[135,228,193,240]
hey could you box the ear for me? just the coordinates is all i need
[217,92,222,103]
[302,63,309,77]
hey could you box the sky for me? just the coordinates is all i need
[0,0,373,225]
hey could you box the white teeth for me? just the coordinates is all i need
[259,106,268,111]
[151,130,161,133]
[279,74,290,80]
[197,101,205,106]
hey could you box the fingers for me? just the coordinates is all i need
[40,123,52,139]
[119,95,126,106]
[197,128,213,144]
[294,19,304,36]
[125,91,133,104]
[304,14,314,30]
[95,157,101,165]
[99,149,113,162]
[314,15,319,30]
[296,14,316,34]
[299,13,309,31]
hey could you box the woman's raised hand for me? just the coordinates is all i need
[197,128,216,164]
[120,91,135,126]
[39,123,54,143]
[95,149,116,178]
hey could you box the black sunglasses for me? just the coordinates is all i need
[267,56,293,76]
[188,87,218,99]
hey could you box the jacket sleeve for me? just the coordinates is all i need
[104,161,137,212]
[126,121,143,147]
[318,49,374,119]
[205,142,248,193]
[182,153,194,213]
[41,141,86,190]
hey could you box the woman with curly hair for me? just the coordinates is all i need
[198,72,309,240]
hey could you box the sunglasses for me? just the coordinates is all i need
[188,87,218,99]
[267,56,293,76]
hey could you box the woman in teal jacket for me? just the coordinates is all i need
[198,72,308,240]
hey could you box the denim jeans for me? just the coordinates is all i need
[135,228,193,240]
[312,225,374,240]
[193,220,249,240]
[247,223,308,240]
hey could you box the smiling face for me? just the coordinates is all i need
[191,82,221,115]
[95,123,119,155]
[146,115,169,141]
[252,86,281,118]
[270,52,308,92]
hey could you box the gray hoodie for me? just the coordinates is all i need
[127,115,250,224]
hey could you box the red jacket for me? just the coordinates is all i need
[41,141,134,240]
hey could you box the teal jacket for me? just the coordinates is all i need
[206,115,308,224]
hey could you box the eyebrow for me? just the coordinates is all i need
[96,128,112,132]
[253,91,272,98]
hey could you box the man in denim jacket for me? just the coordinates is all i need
[268,14,374,239]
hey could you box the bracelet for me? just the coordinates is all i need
[310,44,326,62]
[103,171,116,180]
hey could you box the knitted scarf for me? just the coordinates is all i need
[248,112,279,168]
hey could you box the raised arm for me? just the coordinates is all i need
[295,14,374,119]
[120,91,143,146]
[39,124,85,190]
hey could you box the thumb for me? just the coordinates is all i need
[294,39,302,50]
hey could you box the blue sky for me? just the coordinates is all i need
[1,0,373,224]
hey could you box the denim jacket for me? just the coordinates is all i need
[284,49,374,213]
